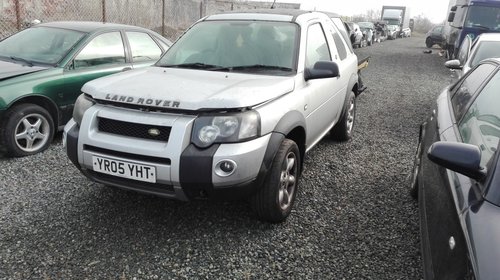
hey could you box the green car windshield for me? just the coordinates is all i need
[0,26,85,65]
[157,21,298,74]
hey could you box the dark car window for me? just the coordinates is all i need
[305,23,331,68]
[451,63,496,120]
[74,32,125,68]
[459,69,500,167]
[329,27,347,60]
[470,41,500,68]
[433,26,443,33]
[126,32,162,62]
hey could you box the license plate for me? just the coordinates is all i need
[92,156,156,183]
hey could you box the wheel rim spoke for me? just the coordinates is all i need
[278,152,297,210]
[286,157,295,172]
[33,118,43,130]
[15,131,29,140]
[25,138,35,149]
[22,118,32,129]
[35,132,47,140]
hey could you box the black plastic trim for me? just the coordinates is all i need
[179,144,219,199]
[66,124,80,168]
[273,111,306,135]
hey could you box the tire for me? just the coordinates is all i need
[331,91,356,141]
[1,103,55,157]
[251,139,300,223]
[425,37,433,48]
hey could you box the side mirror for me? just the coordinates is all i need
[304,61,340,81]
[444,59,462,69]
[451,5,457,12]
[427,142,486,180]
[448,12,456,22]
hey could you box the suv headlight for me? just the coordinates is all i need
[73,93,95,125]
[191,110,260,148]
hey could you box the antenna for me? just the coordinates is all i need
[271,0,277,9]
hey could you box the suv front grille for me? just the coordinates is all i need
[98,117,171,142]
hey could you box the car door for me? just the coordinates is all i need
[419,63,497,279]
[125,31,165,69]
[323,19,353,120]
[60,31,131,123]
[303,21,343,147]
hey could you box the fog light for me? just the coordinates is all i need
[215,160,237,177]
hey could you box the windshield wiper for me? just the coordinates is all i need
[160,62,228,70]
[230,64,293,72]
[471,24,490,30]
[10,56,34,66]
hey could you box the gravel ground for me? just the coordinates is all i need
[0,36,452,279]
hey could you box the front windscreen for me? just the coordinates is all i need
[0,26,85,65]
[157,21,298,74]
[470,41,500,67]
[465,6,500,31]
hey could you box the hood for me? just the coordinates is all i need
[83,67,296,111]
[0,59,49,80]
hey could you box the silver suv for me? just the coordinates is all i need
[64,9,360,222]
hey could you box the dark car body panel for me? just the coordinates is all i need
[416,59,500,279]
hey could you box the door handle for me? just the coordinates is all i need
[122,67,132,72]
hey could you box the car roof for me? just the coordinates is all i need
[204,8,334,22]
[35,21,153,33]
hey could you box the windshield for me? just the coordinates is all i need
[157,21,298,74]
[465,6,500,30]
[0,26,85,65]
[470,41,500,67]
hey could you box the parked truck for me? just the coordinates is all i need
[445,0,500,59]
[381,6,412,39]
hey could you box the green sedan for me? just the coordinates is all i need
[0,21,172,157]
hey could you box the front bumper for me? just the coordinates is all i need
[64,105,274,201]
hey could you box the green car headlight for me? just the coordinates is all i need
[73,93,95,125]
[192,110,260,148]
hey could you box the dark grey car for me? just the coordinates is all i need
[410,58,500,279]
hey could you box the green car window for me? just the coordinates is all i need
[0,26,84,65]
[74,32,126,69]
[126,32,162,62]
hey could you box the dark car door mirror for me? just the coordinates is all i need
[304,61,340,81]
[444,59,462,69]
[448,12,456,22]
[427,142,486,180]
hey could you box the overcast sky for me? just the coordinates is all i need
[270,0,450,23]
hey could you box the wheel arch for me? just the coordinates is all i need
[349,72,359,97]
[272,111,306,172]
[7,95,59,128]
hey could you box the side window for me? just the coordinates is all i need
[305,23,331,69]
[330,28,347,60]
[451,63,495,120]
[126,32,162,62]
[74,32,125,68]
[459,69,500,166]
